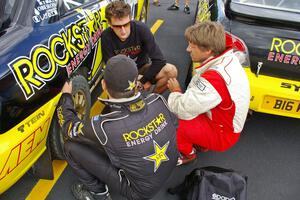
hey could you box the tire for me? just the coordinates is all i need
[49,75,91,160]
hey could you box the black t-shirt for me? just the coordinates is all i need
[101,21,166,83]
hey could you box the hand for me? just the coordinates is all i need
[137,81,144,91]
[137,81,152,91]
[62,81,72,94]
[167,78,181,92]
[143,81,152,91]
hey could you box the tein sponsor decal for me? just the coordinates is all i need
[268,37,300,66]
[17,111,45,133]
[8,7,106,100]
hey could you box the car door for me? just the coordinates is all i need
[0,0,69,193]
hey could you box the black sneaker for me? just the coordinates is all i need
[71,182,112,200]
[167,4,179,10]
[184,6,190,14]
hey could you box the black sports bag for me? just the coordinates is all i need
[168,166,247,200]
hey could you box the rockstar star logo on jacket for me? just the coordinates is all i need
[143,140,170,172]
[126,80,136,91]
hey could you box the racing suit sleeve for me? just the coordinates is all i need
[56,93,98,141]
[101,29,115,63]
[168,75,222,120]
[139,23,166,83]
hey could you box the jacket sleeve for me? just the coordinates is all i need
[139,23,166,83]
[56,93,98,141]
[167,75,222,120]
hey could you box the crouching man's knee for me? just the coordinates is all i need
[164,63,178,78]
[63,140,78,158]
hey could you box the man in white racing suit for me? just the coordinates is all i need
[167,21,250,166]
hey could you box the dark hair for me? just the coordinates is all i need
[105,1,131,23]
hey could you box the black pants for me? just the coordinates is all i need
[64,140,141,200]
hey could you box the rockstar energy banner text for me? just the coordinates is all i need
[123,113,167,147]
[8,8,105,100]
[268,37,300,66]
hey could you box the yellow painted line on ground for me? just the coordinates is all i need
[26,19,164,199]
[26,160,68,200]
[150,19,164,34]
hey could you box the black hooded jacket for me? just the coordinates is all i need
[57,92,178,199]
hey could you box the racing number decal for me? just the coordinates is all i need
[8,7,106,100]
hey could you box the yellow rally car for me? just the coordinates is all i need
[193,0,300,119]
[0,0,148,194]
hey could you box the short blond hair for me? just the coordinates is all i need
[185,21,226,55]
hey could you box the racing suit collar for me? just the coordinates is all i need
[195,48,234,73]
[98,92,145,112]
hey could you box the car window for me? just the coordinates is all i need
[63,0,98,11]
[233,0,300,12]
[0,0,17,31]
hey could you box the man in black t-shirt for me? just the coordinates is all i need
[101,1,177,94]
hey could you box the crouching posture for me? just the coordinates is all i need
[167,22,250,166]
[57,55,178,200]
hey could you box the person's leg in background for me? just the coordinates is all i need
[153,0,161,6]
[167,0,180,11]
[167,0,190,14]
[183,0,190,14]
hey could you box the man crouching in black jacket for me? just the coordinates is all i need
[57,55,178,200]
